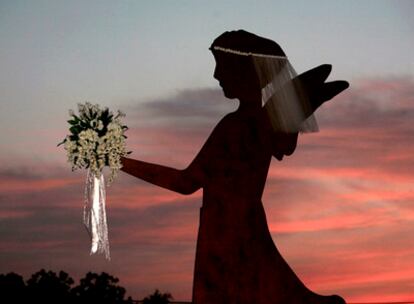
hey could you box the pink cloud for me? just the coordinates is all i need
[0,176,80,193]
[1,78,414,301]
[0,210,33,220]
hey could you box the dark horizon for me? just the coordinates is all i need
[2,268,414,304]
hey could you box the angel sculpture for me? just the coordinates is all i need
[121,30,349,304]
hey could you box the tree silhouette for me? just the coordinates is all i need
[71,271,133,304]
[0,269,146,303]
[0,272,28,303]
[142,289,173,304]
[26,269,74,304]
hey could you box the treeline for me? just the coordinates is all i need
[0,269,173,304]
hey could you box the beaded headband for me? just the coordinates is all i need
[211,46,288,60]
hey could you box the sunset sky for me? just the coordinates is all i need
[1,0,414,302]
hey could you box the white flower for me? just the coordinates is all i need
[107,122,116,131]
[90,119,98,128]
[79,129,99,142]
[97,120,104,131]
[98,158,105,170]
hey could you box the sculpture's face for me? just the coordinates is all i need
[213,51,261,101]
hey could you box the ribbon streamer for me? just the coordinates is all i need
[83,168,110,260]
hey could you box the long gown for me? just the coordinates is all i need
[190,109,343,304]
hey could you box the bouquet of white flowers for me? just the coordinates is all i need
[58,102,131,260]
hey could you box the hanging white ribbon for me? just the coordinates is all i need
[83,168,110,260]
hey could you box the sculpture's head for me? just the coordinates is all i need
[210,30,286,101]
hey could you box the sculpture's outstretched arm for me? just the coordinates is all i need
[120,157,202,195]
[120,114,229,194]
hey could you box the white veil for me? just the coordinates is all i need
[212,46,318,133]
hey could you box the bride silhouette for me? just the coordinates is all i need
[121,30,349,304]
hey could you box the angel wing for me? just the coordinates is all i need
[267,64,349,160]
[294,64,349,117]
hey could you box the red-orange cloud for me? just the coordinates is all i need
[1,78,414,301]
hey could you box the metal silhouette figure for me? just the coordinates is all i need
[121,30,349,304]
